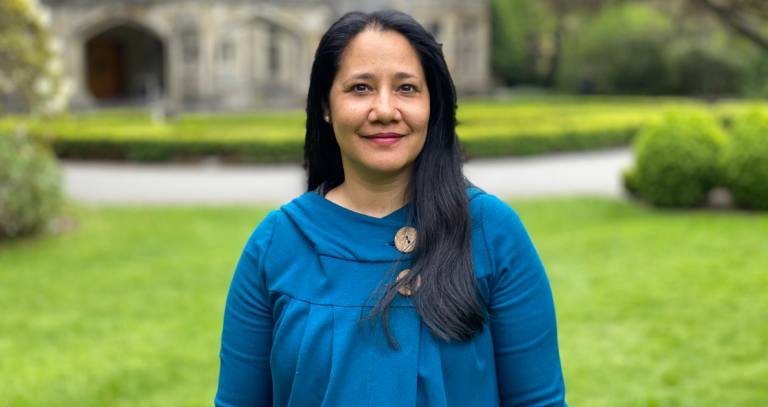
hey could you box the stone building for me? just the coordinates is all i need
[40,0,490,111]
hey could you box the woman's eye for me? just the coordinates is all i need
[352,84,369,92]
[401,84,416,92]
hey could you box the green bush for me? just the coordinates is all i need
[47,129,635,163]
[741,52,768,99]
[722,109,768,209]
[668,42,747,95]
[633,111,726,207]
[0,132,63,237]
[51,139,305,163]
[622,167,642,196]
[1,98,761,163]
[0,0,65,115]
[461,127,637,158]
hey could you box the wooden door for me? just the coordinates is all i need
[87,42,123,99]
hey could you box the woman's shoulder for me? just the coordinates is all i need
[248,191,317,237]
[241,209,281,253]
[467,186,533,255]
[243,192,312,251]
[466,188,545,294]
[467,187,524,228]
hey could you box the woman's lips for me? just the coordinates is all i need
[364,132,405,146]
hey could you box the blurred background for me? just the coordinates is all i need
[1,0,767,406]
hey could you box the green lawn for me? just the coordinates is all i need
[1,199,766,406]
[1,96,765,162]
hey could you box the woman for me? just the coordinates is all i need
[216,10,567,407]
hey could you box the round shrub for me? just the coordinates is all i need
[722,109,768,209]
[0,132,64,237]
[622,167,642,197]
[634,111,726,207]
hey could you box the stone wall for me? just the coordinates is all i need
[42,0,489,111]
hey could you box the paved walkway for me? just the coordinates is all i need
[63,148,633,205]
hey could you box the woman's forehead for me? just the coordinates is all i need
[338,29,425,79]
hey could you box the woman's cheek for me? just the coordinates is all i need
[406,110,430,137]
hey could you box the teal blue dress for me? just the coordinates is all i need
[215,188,567,406]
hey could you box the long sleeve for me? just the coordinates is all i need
[215,212,278,407]
[481,196,567,407]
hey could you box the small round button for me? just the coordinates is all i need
[396,269,421,296]
[394,227,417,253]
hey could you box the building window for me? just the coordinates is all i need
[219,39,235,63]
[460,47,478,76]
[462,21,477,38]
[181,30,198,62]
[456,20,479,77]
[268,25,279,78]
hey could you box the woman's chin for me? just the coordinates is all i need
[346,150,408,173]
[359,159,413,177]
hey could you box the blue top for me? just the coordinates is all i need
[215,188,567,407]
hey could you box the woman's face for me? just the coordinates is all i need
[326,29,430,179]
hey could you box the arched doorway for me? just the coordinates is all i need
[85,24,164,103]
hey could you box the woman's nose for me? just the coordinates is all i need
[368,92,398,123]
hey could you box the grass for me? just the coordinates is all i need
[522,199,768,406]
[0,207,268,407]
[1,198,767,406]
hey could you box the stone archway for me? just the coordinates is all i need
[85,24,165,103]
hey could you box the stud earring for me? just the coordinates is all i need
[324,116,330,123]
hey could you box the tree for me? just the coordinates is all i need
[490,0,609,88]
[541,0,606,86]
[0,0,67,115]
[688,0,768,50]
[490,0,553,86]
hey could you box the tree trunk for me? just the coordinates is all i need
[545,13,565,87]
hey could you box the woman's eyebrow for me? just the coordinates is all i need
[395,72,424,85]
[342,72,423,86]
[348,73,375,81]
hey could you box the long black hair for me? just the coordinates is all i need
[304,10,487,344]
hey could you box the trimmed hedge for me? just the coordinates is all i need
[632,111,726,207]
[1,97,761,163]
[722,110,768,209]
[0,132,63,237]
[461,127,637,158]
[52,139,304,163]
[48,127,638,163]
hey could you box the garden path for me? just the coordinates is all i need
[62,147,633,205]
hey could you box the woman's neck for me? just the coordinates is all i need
[325,165,412,219]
